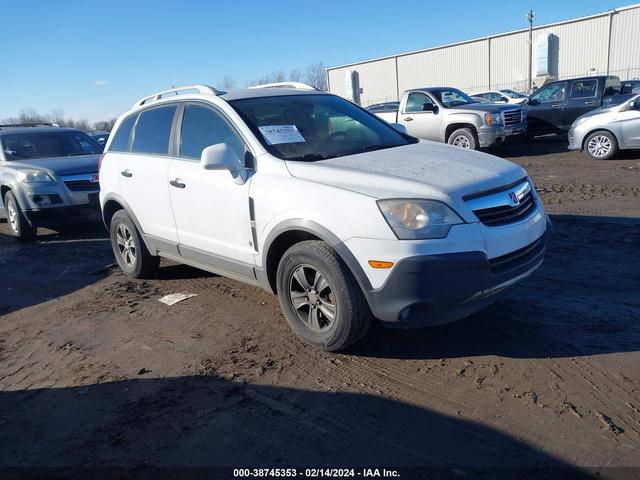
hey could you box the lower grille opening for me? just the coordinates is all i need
[489,235,545,275]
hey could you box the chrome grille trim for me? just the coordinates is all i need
[502,109,523,126]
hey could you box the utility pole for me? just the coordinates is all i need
[527,9,536,93]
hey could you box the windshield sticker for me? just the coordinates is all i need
[258,125,305,145]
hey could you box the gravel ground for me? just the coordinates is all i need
[1,137,639,478]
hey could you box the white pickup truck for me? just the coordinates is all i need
[371,87,527,149]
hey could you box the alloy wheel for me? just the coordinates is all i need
[289,264,337,332]
[587,135,612,158]
[6,199,18,233]
[452,135,471,149]
[115,223,137,267]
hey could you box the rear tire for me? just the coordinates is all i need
[109,209,159,278]
[276,240,372,352]
[584,130,618,160]
[4,191,36,241]
[447,128,478,150]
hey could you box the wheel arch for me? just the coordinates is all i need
[581,128,619,151]
[101,193,153,251]
[445,122,478,142]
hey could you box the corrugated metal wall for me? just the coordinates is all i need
[327,4,640,105]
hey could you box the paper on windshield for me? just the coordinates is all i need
[258,125,305,145]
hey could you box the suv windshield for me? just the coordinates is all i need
[229,94,416,161]
[2,131,102,160]
[501,89,526,99]
[429,88,477,108]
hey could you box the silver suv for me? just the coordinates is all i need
[0,125,102,239]
[568,93,640,160]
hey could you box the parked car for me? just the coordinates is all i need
[470,89,527,104]
[88,130,110,148]
[100,84,549,351]
[470,96,494,104]
[523,75,621,138]
[374,87,526,149]
[568,93,640,160]
[0,125,102,239]
[366,101,401,113]
[602,80,640,107]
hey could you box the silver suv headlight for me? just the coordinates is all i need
[377,199,463,239]
[16,169,54,183]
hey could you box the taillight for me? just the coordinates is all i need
[98,153,105,176]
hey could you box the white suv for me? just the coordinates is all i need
[100,84,549,351]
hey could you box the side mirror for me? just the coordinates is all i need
[390,123,407,134]
[422,103,438,113]
[527,98,538,106]
[200,143,247,183]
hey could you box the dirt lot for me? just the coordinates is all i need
[1,138,639,477]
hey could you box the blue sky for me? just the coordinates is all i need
[0,0,630,122]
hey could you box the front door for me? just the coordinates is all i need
[121,104,179,243]
[399,91,441,141]
[525,82,568,134]
[168,103,255,278]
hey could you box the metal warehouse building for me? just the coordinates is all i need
[326,3,640,106]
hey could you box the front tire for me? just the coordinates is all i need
[584,130,618,160]
[109,209,159,278]
[276,240,372,352]
[4,191,36,241]
[447,128,478,150]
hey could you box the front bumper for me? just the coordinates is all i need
[478,123,527,148]
[567,127,582,150]
[23,194,101,228]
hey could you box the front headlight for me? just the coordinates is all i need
[16,169,54,183]
[484,113,502,126]
[377,199,463,239]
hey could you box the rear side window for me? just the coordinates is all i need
[570,79,598,99]
[109,115,136,152]
[179,104,246,161]
[132,105,177,155]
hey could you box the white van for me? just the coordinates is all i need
[100,84,549,351]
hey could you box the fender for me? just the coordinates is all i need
[101,192,153,252]
[259,218,373,297]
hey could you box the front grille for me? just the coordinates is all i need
[473,189,536,226]
[503,109,522,126]
[64,180,99,192]
[489,235,545,275]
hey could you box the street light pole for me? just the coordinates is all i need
[527,9,536,93]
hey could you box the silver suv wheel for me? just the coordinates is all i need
[115,223,137,267]
[587,135,612,158]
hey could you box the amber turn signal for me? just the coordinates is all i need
[368,260,394,269]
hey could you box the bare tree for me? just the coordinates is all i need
[289,68,303,82]
[304,63,327,91]
[92,119,117,132]
[219,75,236,90]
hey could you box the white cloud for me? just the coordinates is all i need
[94,80,108,86]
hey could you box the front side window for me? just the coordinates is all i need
[570,79,598,100]
[530,82,567,104]
[2,131,101,160]
[180,104,246,161]
[109,115,136,152]
[230,94,415,161]
[131,105,177,155]
[405,92,434,113]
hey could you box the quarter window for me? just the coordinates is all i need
[570,80,598,99]
[131,105,177,155]
[180,104,246,161]
[405,92,434,113]
[109,115,136,152]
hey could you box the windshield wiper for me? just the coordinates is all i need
[359,143,402,153]
[287,153,336,162]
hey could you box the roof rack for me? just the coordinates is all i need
[133,84,222,108]
[248,82,318,91]
[0,123,58,129]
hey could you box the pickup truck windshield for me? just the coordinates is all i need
[2,131,102,160]
[429,88,477,108]
[230,94,415,161]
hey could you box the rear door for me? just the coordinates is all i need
[525,82,568,134]
[565,78,600,128]
[399,91,441,140]
[121,104,179,243]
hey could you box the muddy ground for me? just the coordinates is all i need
[1,137,639,478]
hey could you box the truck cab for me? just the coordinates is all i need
[524,76,621,137]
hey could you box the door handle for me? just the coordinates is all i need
[170,179,186,189]
[404,117,413,122]
[584,101,595,105]
[121,170,132,178]
[551,104,561,108]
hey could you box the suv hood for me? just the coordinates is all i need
[8,154,100,176]
[285,142,526,204]
[450,102,521,114]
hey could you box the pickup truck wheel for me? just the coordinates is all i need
[4,191,36,241]
[584,131,618,160]
[447,128,477,150]
[277,240,372,352]
[109,210,159,278]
